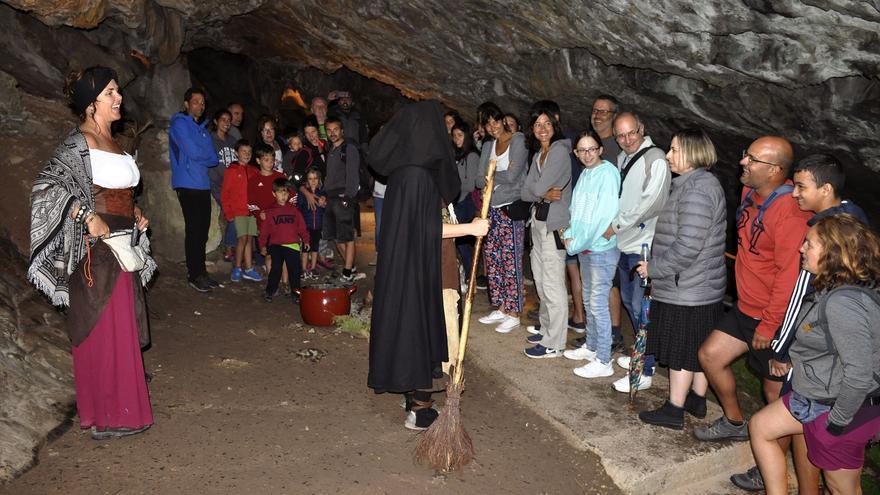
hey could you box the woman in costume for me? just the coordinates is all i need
[29,66,156,440]
[368,100,486,430]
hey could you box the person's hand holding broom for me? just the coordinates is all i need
[414,159,498,472]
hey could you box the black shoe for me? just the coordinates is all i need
[568,318,586,332]
[638,401,684,430]
[263,293,273,303]
[405,407,439,430]
[527,308,539,321]
[730,466,764,492]
[573,335,586,346]
[292,294,300,304]
[188,277,212,293]
[475,275,488,290]
[684,390,707,419]
[611,340,626,354]
[204,275,220,288]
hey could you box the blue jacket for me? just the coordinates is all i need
[564,160,620,254]
[168,112,218,190]
[296,187,327,231]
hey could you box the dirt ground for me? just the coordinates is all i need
[1,233,619,494]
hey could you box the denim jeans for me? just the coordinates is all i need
[580,247,619,364]
[618,252,655,375]
[224,221,238,248]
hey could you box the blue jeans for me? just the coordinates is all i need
[224,221,238,248]
[580,248,618,364]
[618,252,655,375]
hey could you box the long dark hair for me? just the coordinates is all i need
[451,121,475,161]
[526,109,564,151]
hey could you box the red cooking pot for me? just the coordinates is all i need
[292,284,358,326]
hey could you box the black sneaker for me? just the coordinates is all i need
[730,466,764,492]
[188,277,212,293]
[684,390,707,419]
[263,293,273,303]
[611,340,626,354]
[694,416,749,442]
[475,275,488,290]
[404,407,439,431]
[638,401,684,430]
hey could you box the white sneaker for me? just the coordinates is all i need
[573,360,614,378]
[616,355,631,369]
[563,345,597,361]
[479,310,506,324]
[526,325,540,335]
[612,374,653,392]
[495,316,521,333]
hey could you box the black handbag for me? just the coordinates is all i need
[534,177,570,222]
[534,201,550,221]
[501,200,532,221]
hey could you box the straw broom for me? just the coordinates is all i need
[414,159,497,472]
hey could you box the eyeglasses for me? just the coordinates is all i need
[615,129,641,140]
[741,150,778,167]
[592,108,614,116]
[574,147,600,155]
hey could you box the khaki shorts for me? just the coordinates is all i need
[233,215,257,237]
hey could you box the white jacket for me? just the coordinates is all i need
[613,136,671,254]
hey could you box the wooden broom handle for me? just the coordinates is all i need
[453,159,497,385]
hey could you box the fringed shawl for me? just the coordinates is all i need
[28,128,157,306]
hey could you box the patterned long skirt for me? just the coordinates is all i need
[484,207,525,314]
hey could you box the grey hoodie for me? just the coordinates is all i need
[789,287,880,427]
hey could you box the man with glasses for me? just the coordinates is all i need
[591,95,621,163]
[605,111,671,393]
[696,136,810,443]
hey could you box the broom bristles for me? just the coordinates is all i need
[413,379,474,471]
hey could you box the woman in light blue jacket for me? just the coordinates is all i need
[562,130,620,377]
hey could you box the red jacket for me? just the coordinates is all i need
[220,162,256,220]
[735,183,811,338]
[258,204,309,249]
[248,170,287,228]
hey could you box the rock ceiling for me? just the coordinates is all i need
[4,0,880,175]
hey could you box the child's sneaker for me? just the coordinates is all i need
[242,268,264,282]
[230,267,242,283]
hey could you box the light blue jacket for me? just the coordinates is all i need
[563,160,619,255]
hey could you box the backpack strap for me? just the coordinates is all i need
[816,286,880,387]
[619,146,659,197]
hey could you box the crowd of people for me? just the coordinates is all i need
[27,65,879,493]
[169,88,370,300]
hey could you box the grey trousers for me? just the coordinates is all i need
[531,219,568,350]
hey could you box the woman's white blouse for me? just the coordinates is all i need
[90,149,140,188]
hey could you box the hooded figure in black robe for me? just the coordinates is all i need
[367,100,460,394]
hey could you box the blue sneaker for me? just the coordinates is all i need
[242,268,264,282]
[526,334,543,344]
[524,344,562,359]
[230,267,242,282]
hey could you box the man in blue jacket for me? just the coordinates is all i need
[169,87,219,292]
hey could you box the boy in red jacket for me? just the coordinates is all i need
[260,178,310,303]
[220,140,262,283]
[250,143,288,278]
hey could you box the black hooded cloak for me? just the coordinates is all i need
[366,100,461,393]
